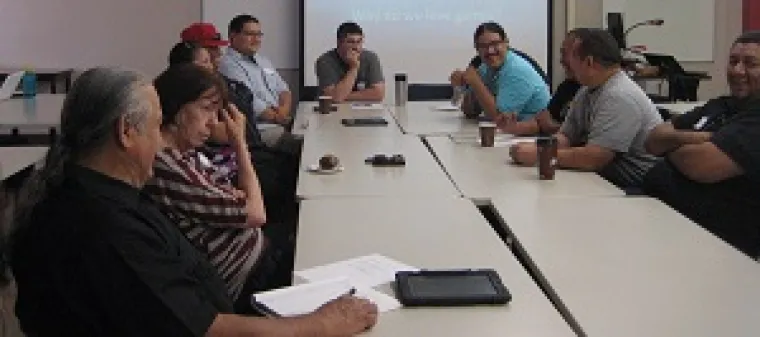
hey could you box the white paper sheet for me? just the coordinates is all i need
[252,277,400,317]
[355,287,403,313]
[296,254,419,288]
[433,104,460,111]
[451,135,537,148]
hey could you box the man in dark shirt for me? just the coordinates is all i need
[643,31,760,257]
[315,22,385,102]
[9,67,377,336]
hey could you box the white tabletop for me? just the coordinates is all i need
[296,197,575,337]
[656,101,707,115]
[492,196,760,337]
[297,134,458,199]
[391,101,479,136]
[425,136,623,204]
[293,102,402,137]
[0,94,65,133]
[0,146,48,180]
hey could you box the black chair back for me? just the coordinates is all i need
[300,85,319,101]
[510,48,548,85]
[408,84,454,101]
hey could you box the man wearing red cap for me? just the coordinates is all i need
[181,22,229,70]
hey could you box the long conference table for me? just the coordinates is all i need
[424,136,623,205]
[492,196,760,337]
[297,197,575,337]
[294,100,760,336]
[3,93,759,336]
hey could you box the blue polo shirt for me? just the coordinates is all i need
[478,50,550,120]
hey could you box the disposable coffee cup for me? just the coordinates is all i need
[479,122,497,147]
[318,96,333,114]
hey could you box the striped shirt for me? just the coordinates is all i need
[144,147,264,300]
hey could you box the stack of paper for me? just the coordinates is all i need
[252,254,417,317]
[253,277,401,317]
[296,254,419,288]
[433,104,460,111]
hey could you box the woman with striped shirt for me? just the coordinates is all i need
[146,64,277,314]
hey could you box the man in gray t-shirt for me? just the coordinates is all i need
[510,28,661,189]
[315,22,385,102]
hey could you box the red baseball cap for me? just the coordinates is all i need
[180,23,229,47]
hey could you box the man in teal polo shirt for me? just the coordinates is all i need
[450,22,550,135]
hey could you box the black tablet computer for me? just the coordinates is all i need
[395,269,511,307]
[341,117,388,126]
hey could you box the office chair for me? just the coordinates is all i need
[469,49,548,86]
[408,84,454,101]
[656,107,673,121]
[299,85,319,101]
[510,48,549,86]
[643,53,702,101]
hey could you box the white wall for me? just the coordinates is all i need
[0,0,201,77]
[202,0,300,69]
[0,0,742,99]
[601,0,716,61]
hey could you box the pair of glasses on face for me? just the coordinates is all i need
[475,40,505,52]
[343,38,364,45]
[243,31,264,38]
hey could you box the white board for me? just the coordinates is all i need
[302,0,551,87]
[603,0,714,61]
[202,0,299,69]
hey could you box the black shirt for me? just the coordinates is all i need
[11,165,232,337]
[547,79,582,123]
[671,96,739,132]
[643,96,760,257]
[315,49,384,92]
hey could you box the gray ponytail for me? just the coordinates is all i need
[5,67,149,278]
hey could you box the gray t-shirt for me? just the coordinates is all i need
[315,49,384,92]
[560,70,662,188]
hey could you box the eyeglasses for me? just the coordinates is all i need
[342,38,364,45]
[243,31,264,38]
[475,40,505,52]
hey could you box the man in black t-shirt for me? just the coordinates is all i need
[10,67,377,337]
[643,31,760,257]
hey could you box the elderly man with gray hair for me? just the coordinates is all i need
[9,67,377,336]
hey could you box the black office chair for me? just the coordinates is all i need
[469,49,548,86]
[643,53,702,102]
[667,74,700,102]
[510,48,549,86]
[656,107,673,121]
[299,85,319,101]
[408,84,454,101]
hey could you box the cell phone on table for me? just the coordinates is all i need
[341,117,388,126]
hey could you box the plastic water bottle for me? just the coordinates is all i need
[394,73,407,107]
[451,86,465,106]
[22,68,37,97]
